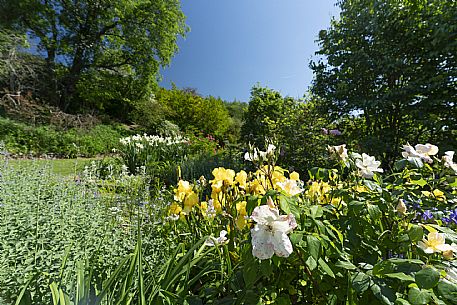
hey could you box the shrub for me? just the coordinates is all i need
[0,117,128,157]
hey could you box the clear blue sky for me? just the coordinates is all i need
[160,0,339,102]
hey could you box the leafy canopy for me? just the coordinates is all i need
[0,0,188,110]
[311,0,457,163]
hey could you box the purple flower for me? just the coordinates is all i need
[442,217,452,225]
[329,129,342,136]
[321,128,328,135]
[422,210,434,221]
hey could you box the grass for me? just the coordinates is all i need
[7,158,98,176]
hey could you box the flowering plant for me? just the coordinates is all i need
[163,142,457,304]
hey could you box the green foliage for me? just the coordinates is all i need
[242,86,337,175]
[0,159,169,304]
[0,0,187,110]
[0,117,127,157]
[224,100,248,144]
[162,142,457,304]
[241,85,296,147]
[156,86,232,139]
[311,0,457,163]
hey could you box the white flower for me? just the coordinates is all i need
[417,232,455,254]
[328,144,348,161]
[205,230,228,246]
[402,143,438,164]
[250,204,297,260]
[276,179,303,196]
[355,153,383,179]
[396,199,407,215]
[266,144,276,156]
[415,143,439,157]
[443,151,457,174]
[244,149,259,162]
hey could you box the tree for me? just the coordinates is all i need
[241,85,295,148]
[156,86,232,138]
[0,0,187,111]
[311,0,457,163]
[0,30,45,95]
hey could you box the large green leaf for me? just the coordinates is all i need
[408,287,432,305]
[352,272,370,294]
[436,280,457,304]
[307,235,321,260]
[415,267,440,289]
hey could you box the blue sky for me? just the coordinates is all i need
[160,0,339,102]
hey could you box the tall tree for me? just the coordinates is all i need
[0,0,187,111]
[311,0,457,162]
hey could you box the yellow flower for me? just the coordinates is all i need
[250,178,266,195]
[169,203,182,215]
[174,180,193,202]
[353,185,368,193]
[422,189,446,201]
[271,169,287,190]
[418,232,455,254]
[290,171,300,181]
[433,189,445,201]
[200,201,208,217]
[236,201,247,215]
[184,191,199,213]
[210,192,223,213]
[330,197,345,207]
[235,170,248,189]
[210,167,236,193]
[235,201,247,229]
[306,181,331,203]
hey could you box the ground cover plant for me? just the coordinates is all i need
[0,151,174,304]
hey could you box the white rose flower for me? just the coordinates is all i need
[250,204,297,260]
[402,143,438,164]
[355,153,383,179]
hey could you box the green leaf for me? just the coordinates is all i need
[371,282,395,305]
[289,233,303,245]
[348,201,365,214]
[436,280,457,304]
[367,204,381,220]
[306,256,317,271]
[246,196,259,215]
[395,298,411,305]
[415,267,440,289]
[310,205,323,218]
[243,255,259,289]
[352,272,370,294]
[410,178,427,187]
[318,258,335,278]
[279,195,301,220]
[335,260,357,270]
[307,235,320,260]
[385,272,415,282]
[394,160,408,171]
[408,287,432,305]
[373,261,395,276]
[364,180,381,192]
[407,225,424,243]
[275,295,292,305]
[260,260,273,277]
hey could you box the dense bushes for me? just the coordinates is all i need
[0,117,128,157]
[241,86,340,176]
